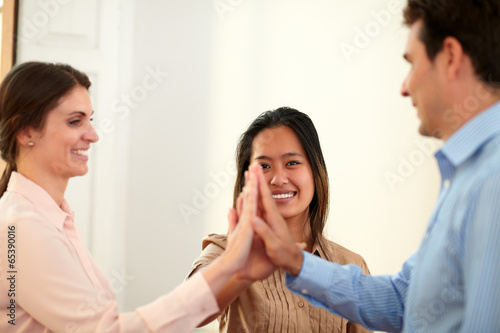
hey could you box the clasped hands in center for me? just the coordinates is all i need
[224,163,305,284]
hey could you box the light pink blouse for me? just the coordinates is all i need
[0,172,218,332]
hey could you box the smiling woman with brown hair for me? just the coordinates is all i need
[189,107,371,332]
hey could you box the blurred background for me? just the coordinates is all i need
[1,0,441,331]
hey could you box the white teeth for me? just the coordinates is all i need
[272,193,295,199]
[71,149,88,156]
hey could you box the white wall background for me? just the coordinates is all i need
[16,0,441,331]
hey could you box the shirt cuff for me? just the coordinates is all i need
[136,272,219,332]
[285,250,335,300]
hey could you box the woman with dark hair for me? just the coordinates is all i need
[189,107,371,332]
[0,61,264,332]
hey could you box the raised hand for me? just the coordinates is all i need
[198,164,277,325]
[201,164,260,298]
[228,167,277,281]
[251,164,305,277]
[222,164,259,271]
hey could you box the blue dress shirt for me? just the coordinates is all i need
[286,101,500,332]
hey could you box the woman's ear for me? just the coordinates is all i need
[16,127,37,147]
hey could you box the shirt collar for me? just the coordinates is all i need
[312,237,325,258]
[7,172,72,230]
[439,101,500,167]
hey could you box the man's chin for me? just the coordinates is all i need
[419,125,446,140]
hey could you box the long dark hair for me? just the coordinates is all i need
[0,61,91,196]
[234,107,330,251]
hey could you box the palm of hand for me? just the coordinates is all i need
[237,236,276,281]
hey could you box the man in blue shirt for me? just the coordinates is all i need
[251,1,500,332]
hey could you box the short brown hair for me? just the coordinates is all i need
[403,0,500,87]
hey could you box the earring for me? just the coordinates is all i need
[28,141,34,147]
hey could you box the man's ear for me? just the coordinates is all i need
[440,36,467,80]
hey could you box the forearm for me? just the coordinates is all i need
[135,272,219,332]
[278,242,304,277]
[197,269,253,326]
[286,251,408,332]
[202,256,237,296]
[3,219,220,333]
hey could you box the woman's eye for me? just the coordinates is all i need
[69,119,81,126]
[287,160,300,166]
[260,163,270,169]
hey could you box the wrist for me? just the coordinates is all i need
[203,255,235,292]
[203,255,253,298]
[213,254,237,278]
[286,249,304,277]
[230,273,254,288]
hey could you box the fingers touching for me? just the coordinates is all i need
[228,208,238,234]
